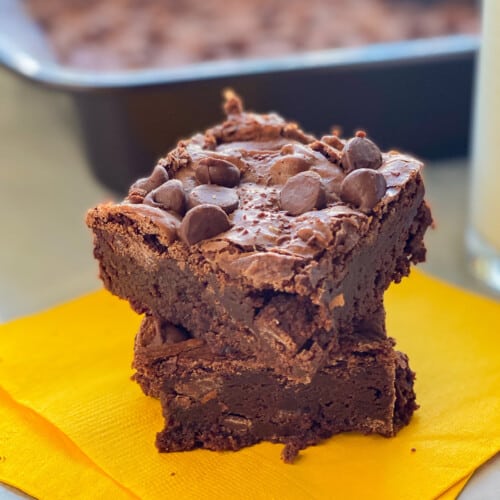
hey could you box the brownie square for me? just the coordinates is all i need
[86,92,432,382]
[133,316,417,462]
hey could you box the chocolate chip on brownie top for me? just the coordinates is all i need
[122,91,421,259]
[89,91,424,297]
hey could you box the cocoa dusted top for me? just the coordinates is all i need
[112,91,422,289]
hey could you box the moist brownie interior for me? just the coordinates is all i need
[133,316,417,462]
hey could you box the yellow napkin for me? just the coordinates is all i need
[0,271,499,500]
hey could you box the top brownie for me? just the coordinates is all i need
[87,92,432,382]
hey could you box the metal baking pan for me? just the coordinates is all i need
[0,0,479,194]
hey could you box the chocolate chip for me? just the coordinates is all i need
[270,154,311,184]
[340,168,387,211]
[310,164,345,202]
[188,185,239,214]
[144,179,186,215]
[341,136,382,173]
[280,171,326,216]
[195,158,240,187]
[129,165,169,199]
[179,204,231,245]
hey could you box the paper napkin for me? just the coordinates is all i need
[0,271,499,499]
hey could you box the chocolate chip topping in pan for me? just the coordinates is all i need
[195,157,241,187]
[280,171,326,216]
[179,204,231,245]
[188,185,239,214]
[144,179,186,215]
[128,165,169,202]
[340,168,387,211]
[341,132,383,173]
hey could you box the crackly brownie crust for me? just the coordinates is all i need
[87,93,432,382]
[133,316,417,461]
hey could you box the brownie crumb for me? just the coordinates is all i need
[281,442,302,464]
[223,89,244,116]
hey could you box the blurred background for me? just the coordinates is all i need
[0,1,498,497]
[23,0,480,71]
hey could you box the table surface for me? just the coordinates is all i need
[0,70,498,499]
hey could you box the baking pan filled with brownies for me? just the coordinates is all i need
[0,0,479,193]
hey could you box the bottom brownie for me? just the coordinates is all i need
[133,317,417,462]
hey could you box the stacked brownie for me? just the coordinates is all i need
[87,92,432,461]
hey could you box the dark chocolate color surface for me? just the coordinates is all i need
[133,317,417,461]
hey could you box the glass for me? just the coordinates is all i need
[467,0,500,293]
